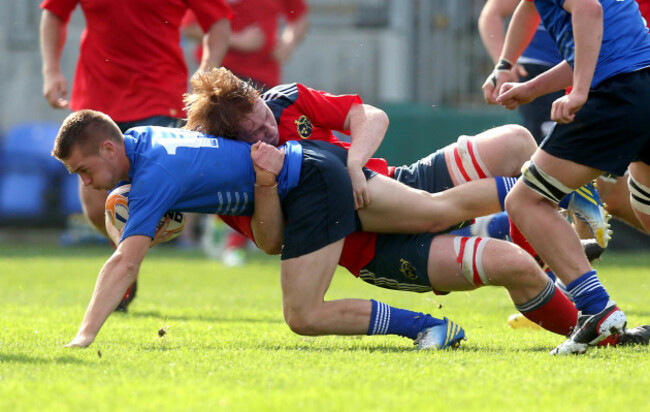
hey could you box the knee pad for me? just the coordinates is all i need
[449,135,491,184]
[628,175,650,214]
[453,236,490,287]
[520,160,573,204]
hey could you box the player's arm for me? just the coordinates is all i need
[198,18,231,72]
[272,13,309,63]
[478,0,520,63]
[552,0,602,123]
[482,0,539,103]
[343,103,389,210]
[40,9,69,109]
[496,60,573,110]
[250,142,285,254]
[65,235,151,348]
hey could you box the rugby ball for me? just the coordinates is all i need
[105,184,185,242]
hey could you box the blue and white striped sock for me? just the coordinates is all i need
[566,270,609,314]
[495,176,519,210]
[367,300,444,340]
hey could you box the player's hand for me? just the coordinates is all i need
[150,217,172,248]
[348,167,370,210]
[251,141,284,179]
[495,82,535,111]
[482,63,518,104]
[65,334,95,348]
[43,70,69,109]
[550,91,587,124]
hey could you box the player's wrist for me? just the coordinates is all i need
[255,181,278,188]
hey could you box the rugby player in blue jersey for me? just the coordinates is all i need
[53,110,512,349]
[483,0,650,355]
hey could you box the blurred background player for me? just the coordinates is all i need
[181,0,309,266]
[40,0,233,310]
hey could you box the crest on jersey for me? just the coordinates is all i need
[400,259,418,280]
[294,115,312,139]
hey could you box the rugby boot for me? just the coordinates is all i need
[567,181,612,248]
[617,325,650,346]
[550,300,626,355]
[414,317,466,350]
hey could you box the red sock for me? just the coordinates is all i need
[509,219,546,269]
[521,286,578,336]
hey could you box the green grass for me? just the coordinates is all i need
[1,243,649,411]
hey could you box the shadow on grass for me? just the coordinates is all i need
[126,310,284,324]
[0,353,87,365]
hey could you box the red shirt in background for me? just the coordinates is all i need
[41,0,232,122]
[183,0,308,88]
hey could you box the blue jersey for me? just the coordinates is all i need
[534,0,650,87]
[519,23,563,66]
[121,126,303,240]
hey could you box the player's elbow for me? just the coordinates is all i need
[259,242,282,255]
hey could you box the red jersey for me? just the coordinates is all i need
[41,0,232,122]
[638,0,650,26]
[220,83,389,276]
[183,0,308,88]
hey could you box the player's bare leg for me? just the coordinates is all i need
[426,234,577,336]
[281,239,465,348]
[281,239,371,335]
[359,174,502,234]
[506,150,627,355]
[444,124,536,186]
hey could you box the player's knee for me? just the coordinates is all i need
[487,243,542,288]
[283,308,318,336]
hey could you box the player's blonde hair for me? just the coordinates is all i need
[184,67,261,139]
[52,110,123,160]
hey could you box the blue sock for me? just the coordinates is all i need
[494,176,519,210]
[367,300,445,340]
[566,270,609,314]
[486,211,510,240]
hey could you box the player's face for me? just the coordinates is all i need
[64,144,122,191]
[237,99,279,146]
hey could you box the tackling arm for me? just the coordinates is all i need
[344,104,389,209]
[249,142,285,254]
[40,9,69,109]
[65,235,151,348]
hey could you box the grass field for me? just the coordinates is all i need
[1,242,649,411]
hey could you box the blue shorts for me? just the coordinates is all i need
[281,140,375,260]
[392,150,453,193]
[541,68,650,176]
[360,233,434,292]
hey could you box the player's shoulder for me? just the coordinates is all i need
[262,83,301,104]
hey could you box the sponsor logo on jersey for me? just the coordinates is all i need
[295,115,312,139]
[400,259,418,280]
